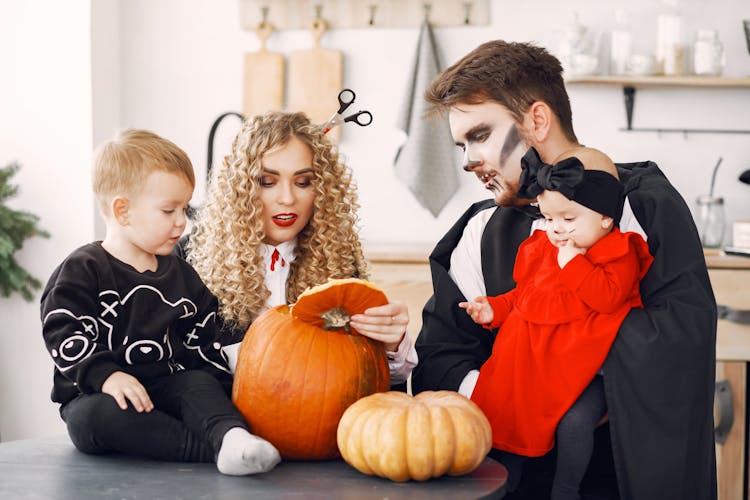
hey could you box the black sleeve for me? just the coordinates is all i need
[411,201,498,393]
[40,251,121,393]
[604,163,717,499]
[411,202,535,394]
[174,264,232,386]
[412,270,497,393]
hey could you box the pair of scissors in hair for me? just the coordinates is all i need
[321,88,373,134]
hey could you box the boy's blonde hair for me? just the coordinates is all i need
[92,129,195,214]
[188,111,368,330]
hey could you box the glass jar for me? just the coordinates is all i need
[695,195,725,248]
[610,10,632,75]
[558,12,598,76]
[656,1,684,75]
[693,29,725,76]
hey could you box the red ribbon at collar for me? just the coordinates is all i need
[270,249,286,272]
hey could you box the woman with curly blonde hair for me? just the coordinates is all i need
[180,111,416,381]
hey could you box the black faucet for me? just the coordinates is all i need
[187,111,245,219]
[206,111,245,181]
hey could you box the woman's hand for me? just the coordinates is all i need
[350,301,409,351]
[101,371,154,412]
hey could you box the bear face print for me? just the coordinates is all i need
[99,285,198,366]
[43,309,100,373]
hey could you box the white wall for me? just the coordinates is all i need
[0,0,94,440]
[1,0,749,440]
[114,0,750,245]
[91,0,121,239]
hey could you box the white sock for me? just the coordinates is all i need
[216,427,281,476]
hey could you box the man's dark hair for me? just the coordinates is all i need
[425,40,577,143]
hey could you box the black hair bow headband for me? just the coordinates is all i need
[518,147,624,220]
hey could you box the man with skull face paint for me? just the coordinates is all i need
[411,40,717,499]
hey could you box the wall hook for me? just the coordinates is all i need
[423,3,431,22]
[256,6,273,49]
[463,2,472,25]
[310,4,327,48]
[368,4,377,26]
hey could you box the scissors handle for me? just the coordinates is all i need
[337,88,356,115]
[344,110,373,127]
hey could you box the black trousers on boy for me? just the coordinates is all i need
[61,370,249,462]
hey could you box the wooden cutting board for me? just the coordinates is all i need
[288,19,343,141]
[242,23,284,118]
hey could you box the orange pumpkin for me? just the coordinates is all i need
[337,390,492,482]
[232,278,391,460]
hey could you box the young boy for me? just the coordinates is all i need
[40,129,280,475]
[461,146,653,500]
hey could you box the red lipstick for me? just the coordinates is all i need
[272,213,298,227]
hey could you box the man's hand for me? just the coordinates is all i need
[557,239,586,268]
[459,296,494,325]
[101,371,154,412]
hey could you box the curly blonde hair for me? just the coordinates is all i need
[187,111,369,331]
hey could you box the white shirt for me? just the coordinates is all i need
[223,239,417,383]
[452,198,645,398]
[260,239,298,307]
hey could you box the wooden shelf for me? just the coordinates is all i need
[566,75,750,89]
[566,76,750,134]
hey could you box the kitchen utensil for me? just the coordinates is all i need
[288,17,343,140]
[242,21,284,117]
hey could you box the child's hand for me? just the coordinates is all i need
[458,296,494,325]
[557,239,586,268]
[101,371,154,412]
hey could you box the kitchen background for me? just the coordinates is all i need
[1,0,749,441]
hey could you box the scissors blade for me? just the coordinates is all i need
[321,113,343,134]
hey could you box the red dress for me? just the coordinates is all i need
[470,228,653,456]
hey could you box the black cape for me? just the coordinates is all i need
[412,161,717,500]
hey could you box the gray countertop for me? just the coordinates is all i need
[0,435,507,499]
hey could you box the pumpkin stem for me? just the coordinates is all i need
[321,307,351,332]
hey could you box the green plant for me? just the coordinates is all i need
[0,162,49,301]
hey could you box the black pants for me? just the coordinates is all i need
[61,370,249,462]
[551,375,607,500]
